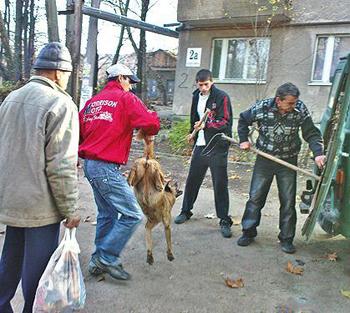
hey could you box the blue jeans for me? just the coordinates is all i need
[0,223,60,313]
[83,159,143,266]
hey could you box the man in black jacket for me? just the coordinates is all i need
[237,82,326,253]
[174,69,233,238]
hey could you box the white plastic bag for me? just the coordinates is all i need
[33,228,86,312]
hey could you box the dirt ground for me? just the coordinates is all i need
[2,144,350,313]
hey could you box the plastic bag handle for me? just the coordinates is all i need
[62,227,80,254]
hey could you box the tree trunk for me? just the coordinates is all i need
[45,0,60,42]
[0,10,14,80]
[65,0,75,57]
[22,0,30,79]
[27,0,36,77]
[86,0,101,87]
[136,0,150,103]
[14,0,24,81]
[65,0,75,94]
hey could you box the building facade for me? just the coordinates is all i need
[173,0,350,122]
[146,49,177,105]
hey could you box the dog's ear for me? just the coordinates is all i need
[127,167,136,186]
[151,163,165,191]
[164,181,172,193]
[128,164,143,186]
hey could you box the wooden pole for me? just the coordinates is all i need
[189,108,211,140]
[221,134,321,181]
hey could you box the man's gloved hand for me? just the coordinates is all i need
[64,215,81,229]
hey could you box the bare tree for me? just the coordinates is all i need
[0,11,14,80]
[112,0,131,64]
[136,0,150,102]
[102,0,155,102]
[14,0,24,80]
[45,0,60,42]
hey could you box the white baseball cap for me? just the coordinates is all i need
[106,63,140,83]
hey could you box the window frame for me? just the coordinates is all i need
[210,37,271,84]
[311,34,350,85]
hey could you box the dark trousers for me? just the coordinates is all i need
[180,146,231,224]
[0,223,60,313]
[241,155,297,242]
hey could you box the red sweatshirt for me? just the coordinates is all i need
[79,81,160,164]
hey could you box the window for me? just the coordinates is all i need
[312,35,350,83]
[211,37,270,83]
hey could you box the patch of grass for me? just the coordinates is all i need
[168,118,191,155]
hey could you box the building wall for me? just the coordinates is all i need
[177,0,350,24]
[173,21,350,122]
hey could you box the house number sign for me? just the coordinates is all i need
[186,48,202,67]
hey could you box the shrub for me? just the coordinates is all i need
[0,81,24,104]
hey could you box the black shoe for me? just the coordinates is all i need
[174,212,191,224]
[280,241,296,254]
[91,257,131,280]
[237,234,254,246]
[220,224,232,238]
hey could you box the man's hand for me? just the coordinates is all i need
[194,121,204,131]
[187,134,194,144]
[64,215,81,229]
[144,135,155,145]
[240,141,251,150]
[315,155,326,169]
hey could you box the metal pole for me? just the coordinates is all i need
[81,6,179,38]
[72,0,83,105]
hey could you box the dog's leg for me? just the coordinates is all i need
[145,219,157,265]
[162,213,174,262]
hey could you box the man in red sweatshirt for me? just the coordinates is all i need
[79,63,160,280]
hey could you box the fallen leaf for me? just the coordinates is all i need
[326,252,338,261]
[97,275,105,282]
[228,175,241,180]
[263,213,273,217]
[204,213,216,219]
[341,289,350,298]
[83,216,92,223]
[246,169,252,172]
[224,277,244,288]
[0,230,5,235]
[285,261,304,275]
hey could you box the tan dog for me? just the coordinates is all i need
[128,134,181,265]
